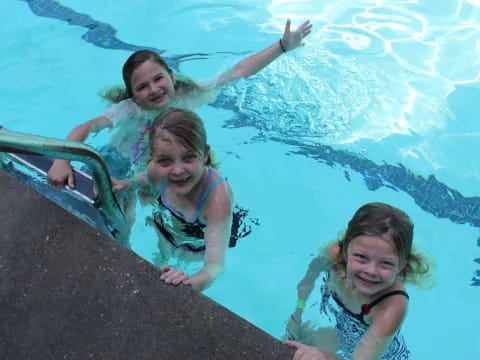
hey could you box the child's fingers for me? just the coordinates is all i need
[160,268,189,285]
[286,342,327,360]
[284,19,291,34]
[67,172,75,189]
[161,266,174,278]
[171,272,189,285]
[286,341,309,360]
[285,340,304,349]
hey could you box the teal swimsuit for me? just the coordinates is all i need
[152,167,240,251]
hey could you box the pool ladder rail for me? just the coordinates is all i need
[0,126,130,247]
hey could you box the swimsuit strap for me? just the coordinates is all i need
[158,167,224,223]
[158,169,210,223]
[196,169,226,217]
[361,290,409,316]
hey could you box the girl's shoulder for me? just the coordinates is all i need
[103,98,141,124]
[369,282,408,336]
[201,169,233,221]
[204,169,232,202]
[173,75,221,110]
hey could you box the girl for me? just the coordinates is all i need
[47,19,312,188]
[286,202,430,360]
[139,108,233,292]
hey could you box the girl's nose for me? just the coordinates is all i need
[364,262,378,276]
[171,163,184,175]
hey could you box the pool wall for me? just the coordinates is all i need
[0,170,293,360]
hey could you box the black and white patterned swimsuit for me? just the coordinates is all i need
[321,287,410,359]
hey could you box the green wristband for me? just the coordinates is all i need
[296,298,306,309]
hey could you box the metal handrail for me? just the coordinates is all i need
[0,127,129,245]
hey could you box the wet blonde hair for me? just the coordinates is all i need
[149,108,218,168]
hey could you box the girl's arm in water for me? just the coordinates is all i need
[189,181,233,291]
[161,180,233,292]
[216,19,312,86]
[47,116,113,189]
[285,242,338,345]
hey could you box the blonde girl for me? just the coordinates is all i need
[286,202,430,360]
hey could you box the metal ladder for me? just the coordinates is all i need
[0,126,130,246]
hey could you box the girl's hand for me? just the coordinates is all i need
[281,19,313,52]
[160,266,191,286]
[285,310,303,341]
[93,177,130,198]
[286,341,339,360]
[160,266,212,292]
[184,270,212,292]
[47,160,74,189]
[110,177,132,192]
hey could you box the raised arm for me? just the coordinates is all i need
[47,116,112,189]
[216,19,313,86]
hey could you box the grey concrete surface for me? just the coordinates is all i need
[0,170,294,360]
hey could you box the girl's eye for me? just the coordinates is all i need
[353,254,368,262]
[156,158,172,166]
[136,84,146,91]
[154,75,163,82]
[183,153,198,162]
[381,261,395,267]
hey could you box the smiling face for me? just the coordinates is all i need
[130,59,176,110]
[346,235,404,297]
[148,130,207,196]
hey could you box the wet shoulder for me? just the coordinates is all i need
[200,169,232,222]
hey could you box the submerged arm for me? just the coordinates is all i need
[216,19,312,86]
[186,182,233,291]
[286,243,334,341]
[296,242,337,311]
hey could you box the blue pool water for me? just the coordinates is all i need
[2,0,480,358]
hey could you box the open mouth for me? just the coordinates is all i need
[150,93,166,103]
[356,275,380,286]
[170,177,190,187]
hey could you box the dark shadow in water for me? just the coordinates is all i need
[23,0,250,70]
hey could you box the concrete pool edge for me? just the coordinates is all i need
[0,170,293,360]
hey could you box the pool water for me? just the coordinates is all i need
[2,1,480,359]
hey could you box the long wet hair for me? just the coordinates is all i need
[149,108,217,168]
[334,202,430,284]
[101,50,201,103]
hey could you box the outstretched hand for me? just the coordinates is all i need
[281,19,313,52]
